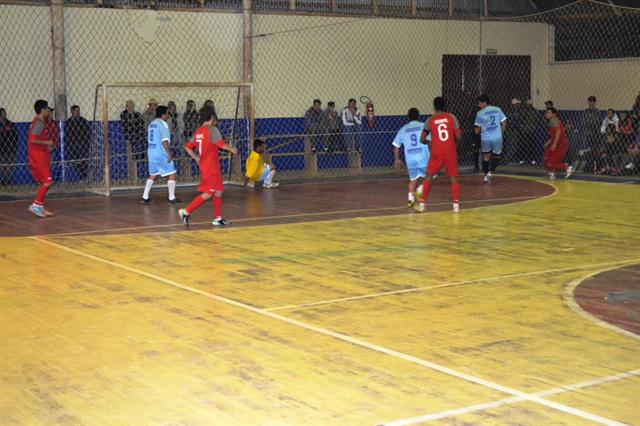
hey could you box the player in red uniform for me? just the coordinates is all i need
[543,107,573,179]
[179,106,237,227]
[27,100,56,217]
[417,97,462,213]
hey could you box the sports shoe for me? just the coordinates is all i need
[246,181,255,188]
[28,204,46,218]
[547,172,556,180]
[483,174,491,184]
[414,203,426,213]
[212,217,230,226]
[168,198,182,204]
[564,165,574,179]
[140,197,152,204]
[263,182,280,189]
[42,208,55,217]
[178,208,190,228]
[407,199,416,208]
[453,202,460,213]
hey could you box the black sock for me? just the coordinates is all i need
[490,157,500,172]
[482,160,490,174]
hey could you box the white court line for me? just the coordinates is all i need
[563,267,640,341]
[266,258,640,312]
[382,369,640,425]
[31,236,626,426]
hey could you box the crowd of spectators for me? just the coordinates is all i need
[303,98,362,153]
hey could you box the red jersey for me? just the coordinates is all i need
[27,118,51,164]
[423,112,460,158]
[547,118,568,150]
[186,124,225,178]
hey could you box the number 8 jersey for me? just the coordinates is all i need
[422,113,461,158]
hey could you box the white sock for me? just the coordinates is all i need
[142,179,154,199]
[408,192,414,201]
[168,180,176,200]
[416,183,423,194]
[265,169,276,185]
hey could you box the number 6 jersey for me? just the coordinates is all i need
[422,113,461,158]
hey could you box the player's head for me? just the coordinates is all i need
[0,108,6,120]
[433,97,447,112]
[34,99,51,117]
[544,106,558,120]
[476,94,490,108]
[155,105,169,120]
[253,139,266,153]
[407,108,420,121]
[544,100,554,108]
[198,105,217,125]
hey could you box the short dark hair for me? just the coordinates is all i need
[198,105,217,125]
[434,97,447,111]
[607,108,615,113]
[254,139,265,150]
[545,100,554,106]
[328,101,335,107]
[34,99,49,114]
[588,96,596,102]
[155,105,168,118]
[70,105,79,111]
[477,94,490,104]
[546,107,558,115]
[407,108,420,121]
[348,98,356,104]
[313,99,321,105]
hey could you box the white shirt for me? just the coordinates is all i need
[341,106,362,127]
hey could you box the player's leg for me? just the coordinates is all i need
[481,139,493,182]
[179,191,212,227]
[262,164,279,188]
[417,158,441,212]
[445,156,460,213]
[165,171,181,204]
[29,163,53,217]
[407,168,422,207]
[142,162,158,203]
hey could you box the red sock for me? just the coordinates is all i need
[213,195,222,218]
[34,184,49,206]
[420,180,432,203]
[185,194,207,214]
[451,183,460,203]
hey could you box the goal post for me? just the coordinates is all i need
[94,82,254,196]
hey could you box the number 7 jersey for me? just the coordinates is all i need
[423,113,461,157]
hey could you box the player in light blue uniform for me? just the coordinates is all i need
[140,105,180,204]
[475,94,507,184]
[393,108,430,207]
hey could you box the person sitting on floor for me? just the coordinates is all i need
[244,139,279,189]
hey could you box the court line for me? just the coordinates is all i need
[563,266,640,341]
[266,258,640,312]
[31,236,627,426]
[382,369,640,425]
[32,194,543,238]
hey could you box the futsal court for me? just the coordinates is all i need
[1,175,638,425]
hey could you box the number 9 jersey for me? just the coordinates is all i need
[422,113,461,176]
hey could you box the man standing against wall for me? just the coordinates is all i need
[0,108,18,187]
[583,95,601,173]
[475,94,507,184]
[143,98,159,129]
[341,98,362,152]
[65,105,91,181]
[304,99,324,152]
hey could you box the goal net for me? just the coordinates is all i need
[93,82,253,195]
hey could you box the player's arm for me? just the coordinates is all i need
[550,126,561,151]
[30,120,54,146]
[420,128,430,146]
[393,146,402,169]
[218,141,238,156]
[184,139,200,164]
[500,118,507,132]
[162,138,172,162]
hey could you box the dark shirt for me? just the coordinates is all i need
[120,109,145,142]
[0,119,18,160]
[182,110,199,140]
[65,116,91,159]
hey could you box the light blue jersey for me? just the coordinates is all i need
[475,106,506,142]
[147,118,171,163]
[392,120,430,170]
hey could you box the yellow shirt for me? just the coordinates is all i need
[245,151,265,182]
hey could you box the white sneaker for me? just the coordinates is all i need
[263,182,280,189]
[547,172,556,180]
[246,182,255,188]
[483,174,491,184]
[453,202,460,213]
[624,162,635,170]
[414,203,426,213]
[565,165,574,179]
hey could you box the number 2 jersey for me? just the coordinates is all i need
[422,113,461,158]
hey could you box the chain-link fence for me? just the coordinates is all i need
[1,0,639,197]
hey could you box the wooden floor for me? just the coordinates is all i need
[0,175,638,426]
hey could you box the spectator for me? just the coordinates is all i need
[203,99,216,118]
[0,108,18,186]
[304,99,324,152]
[598,130,627,175]
[505,98,521,164]
[143,98,159,128]
[120,100,146,162]
[322,101,344,152]
[341,98,362,152]
[632,92,640,123]
[600,109,620,134]
[167,101,180,157]
[519,99,539,165]
[582,95,601,173]
[64,105,92,181]
[182,100,199,142]
[618,111,634,145]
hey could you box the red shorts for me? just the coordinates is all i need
[198,173,223,193]
[427,155,458,177]
[29,160,52,184]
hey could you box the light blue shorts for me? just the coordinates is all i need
[481,138,503,155]
[259,164,271,182]
[408,167,426,181]
[149,160,177,177]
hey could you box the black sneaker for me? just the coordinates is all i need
[178,209,189,228]
[212,217,230,226]
[168,198,182,204]
[140,197,152,204]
